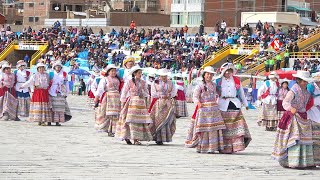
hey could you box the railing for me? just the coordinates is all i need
[17,41,48,46]
[289,52,320,59]
[301,41,320,52]
[204,44,230,65]
[0,41,15,60]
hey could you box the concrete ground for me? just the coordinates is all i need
[0,95,319,180]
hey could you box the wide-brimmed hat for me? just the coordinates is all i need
[279,78,290,84]
[53,61,62,68]
[123,56,135,66]
[220,63,236,76]
[268,71,279,79]
[157,68,169,76]
[1,64,11,71]
[312,72,320,82]
[292,70,313,82]
[148,68,156,77]
[203,66,216,74]
[175,73,183,78]
[105,64,117,73]
[0,60,8,67]
[129,65,143,75]
[36,63,46,69]
[16,60,27,68]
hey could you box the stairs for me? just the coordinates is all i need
[0,41,15,62]
[202,45,230,68]
[30,42,48,67]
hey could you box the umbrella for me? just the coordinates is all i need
[265,70,297,80]
[108,44,118,50]
[115,53,126,59]
[68,68,91,76]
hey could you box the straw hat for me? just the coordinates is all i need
[105,64,117,73]
[203,66,216,74]
[129,65,143,75]
[16,60,27,68]
[268,71,279,79]
[312,72,320,82]
[148,68,156,77]
[36,63,46,69]
[292,70,313,82]
[220,63,236,76]
[157,68,169,76]
[123,56,135,66]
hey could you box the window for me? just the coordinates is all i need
[173,0,185,4]
[148,1,156,8]
[28,17,34,22]
[29,3,34,7]
[28,17,39,22]
[39,2,44,6]
[35,17,39,22]
[188,12,202,25]
[52,3,61,11]
[171,12,184,25]
[75,5,83,12]
[188,0,202,3]
[64,5,73,11]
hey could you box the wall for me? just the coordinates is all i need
[241,12,300,26]
[110,12,170,26]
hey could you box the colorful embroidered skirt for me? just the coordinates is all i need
[312,121,320,166]
[220,110,252,153]
[29,89,52,122]
[176,100,188,117]
[272,114,315,168]
[150,98,176,142]
[259,103,278,129]
[185,102,225,153]
[50,95,72,123]
[16,91,30,117]
[105,91,121,116]
[0,91,18,120]
[115,96,153,141]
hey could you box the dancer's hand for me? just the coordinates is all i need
[197,102,202,108]
[290,108,297,114]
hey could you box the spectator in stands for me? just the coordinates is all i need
[24,54,30,65]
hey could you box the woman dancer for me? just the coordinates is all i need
[94,64,121,137]
[185,66,226,153]
[116,65,153,145]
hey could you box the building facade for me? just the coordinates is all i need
[170,0,319,28]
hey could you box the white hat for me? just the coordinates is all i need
[312,72,320,82]
[203,66,216,74]
[53,61,62,67]
[36,63,46,69]
[0,61,8,67]
[279,78,290,83]
[220,63,236,76]
[268,71,278,79]
[292,70,313,82]
[16,60,27,68]
[175,73,183,78]
[157,68,169,76]
[1,64,11,71]
[129,65,143,75]
[147,68,156,77]
[105,64,117,73]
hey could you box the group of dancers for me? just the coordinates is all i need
[0,60,72,126]
[1,56,320,169]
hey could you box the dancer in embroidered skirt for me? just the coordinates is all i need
[307,72,320,166]
[0,64,18,121]
[94,64,121,137]
[115,65,153,145]
[185,66,226,153]
[277,80,289,123]
[48,61,72,126]
[20,63,52,125]
[174,73,188,118]
[216,63,251,153]
[15,60,31,117]
[87,70,100,106]
[257,71,279,131]
[272,71,317,169]
[146,69,156,109]
[149,68,177,145]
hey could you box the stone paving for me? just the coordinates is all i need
[1,95,320,180]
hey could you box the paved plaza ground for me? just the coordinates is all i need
[1,95,320,179]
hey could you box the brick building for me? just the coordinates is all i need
[22,0,92,26]
[171,0,320,28]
